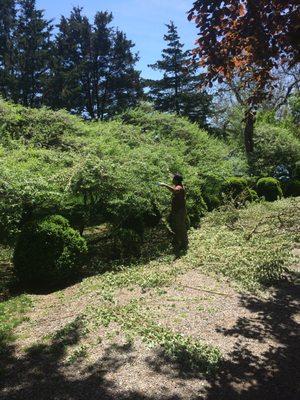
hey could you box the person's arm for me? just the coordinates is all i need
[158,182,176,193]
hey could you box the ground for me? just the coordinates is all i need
[1,258,299,399]
[0,199,299,400]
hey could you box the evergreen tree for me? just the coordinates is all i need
[104,30,142,118]
[0,0,17,100]
[92,11,114,120]
[47,8,141,119]
[44,7,91,114]
[15,0,53,106]
[147,21,211,126]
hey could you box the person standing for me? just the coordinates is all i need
[159,174,189,257]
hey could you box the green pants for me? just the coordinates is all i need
[169,209,189,255]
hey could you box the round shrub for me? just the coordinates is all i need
[283,179,300,197]
[222,177,248,198]
[256,178,283,202]
[13,215,88,288]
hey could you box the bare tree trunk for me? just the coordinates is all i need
[244,109,255,155]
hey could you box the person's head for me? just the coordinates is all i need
[172,173,183,186]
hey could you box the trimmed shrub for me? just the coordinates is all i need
[13,215,88,288]
[256,178,283,202]
[283,179,300,197]
[222,177,248,198]
[221,177,258,206]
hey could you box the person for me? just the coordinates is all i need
[159,174,189,257]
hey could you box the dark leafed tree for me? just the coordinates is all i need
[46,8,141,119]
[92,11,114,120]
[104,30,142,119]
[0,0,17,101]
[45,7,93,115]
[147,21,211,127]
[188,0,300,154]
[15,0,53,107]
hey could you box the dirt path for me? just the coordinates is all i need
[1,255,299,400]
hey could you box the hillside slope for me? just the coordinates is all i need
[1,198,299,400]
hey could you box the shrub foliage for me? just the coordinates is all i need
[256,177,283,202]
[13,215,88,288]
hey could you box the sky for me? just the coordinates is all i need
[36,0,198,79]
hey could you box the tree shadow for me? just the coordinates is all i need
[204,281,300,400]
[142,279,300,399]
[1,279,299,400]
[0,317,183,400]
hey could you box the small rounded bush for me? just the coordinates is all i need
[256,178,283,202]
[283,179,300,197]
[14,215,88,288]
[222,177,248,198]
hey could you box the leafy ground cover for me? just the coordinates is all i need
[0,198,299,399]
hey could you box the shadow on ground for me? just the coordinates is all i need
[1,280,299,400]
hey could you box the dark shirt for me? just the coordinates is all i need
[171,185,186,213]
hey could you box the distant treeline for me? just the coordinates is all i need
[0,1,211,124]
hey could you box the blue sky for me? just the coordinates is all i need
[36,0,197,79]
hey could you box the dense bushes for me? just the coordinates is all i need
[221,177,258,205]
[256,178,283,202]
[252,124,300,176]
[283,179,300,197]
[13,215,87,288]
[0,100,243,249]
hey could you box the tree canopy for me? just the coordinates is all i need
[146,21,211,127]
[188,0,300,154]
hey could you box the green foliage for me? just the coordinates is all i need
[13,215,88,288]
[222,177,247,197]
[0,99,245,255]
[256,177,283,202]
[283,179,300,197]
[252,124,300,175]
[186,198,298,291]
[221,177,257,206]
[0,100,83,147]
[294,161,300,179]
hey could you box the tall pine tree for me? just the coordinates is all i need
[46,8,141,119]
[104,30,142,118]
[0,0,17,100]
[15,0,53,106]
[147,21,211,126]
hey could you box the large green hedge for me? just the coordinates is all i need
[0,99,245,246]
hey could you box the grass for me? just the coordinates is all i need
[0,294,32,352]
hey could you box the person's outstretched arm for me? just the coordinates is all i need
[158,182,176,193]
